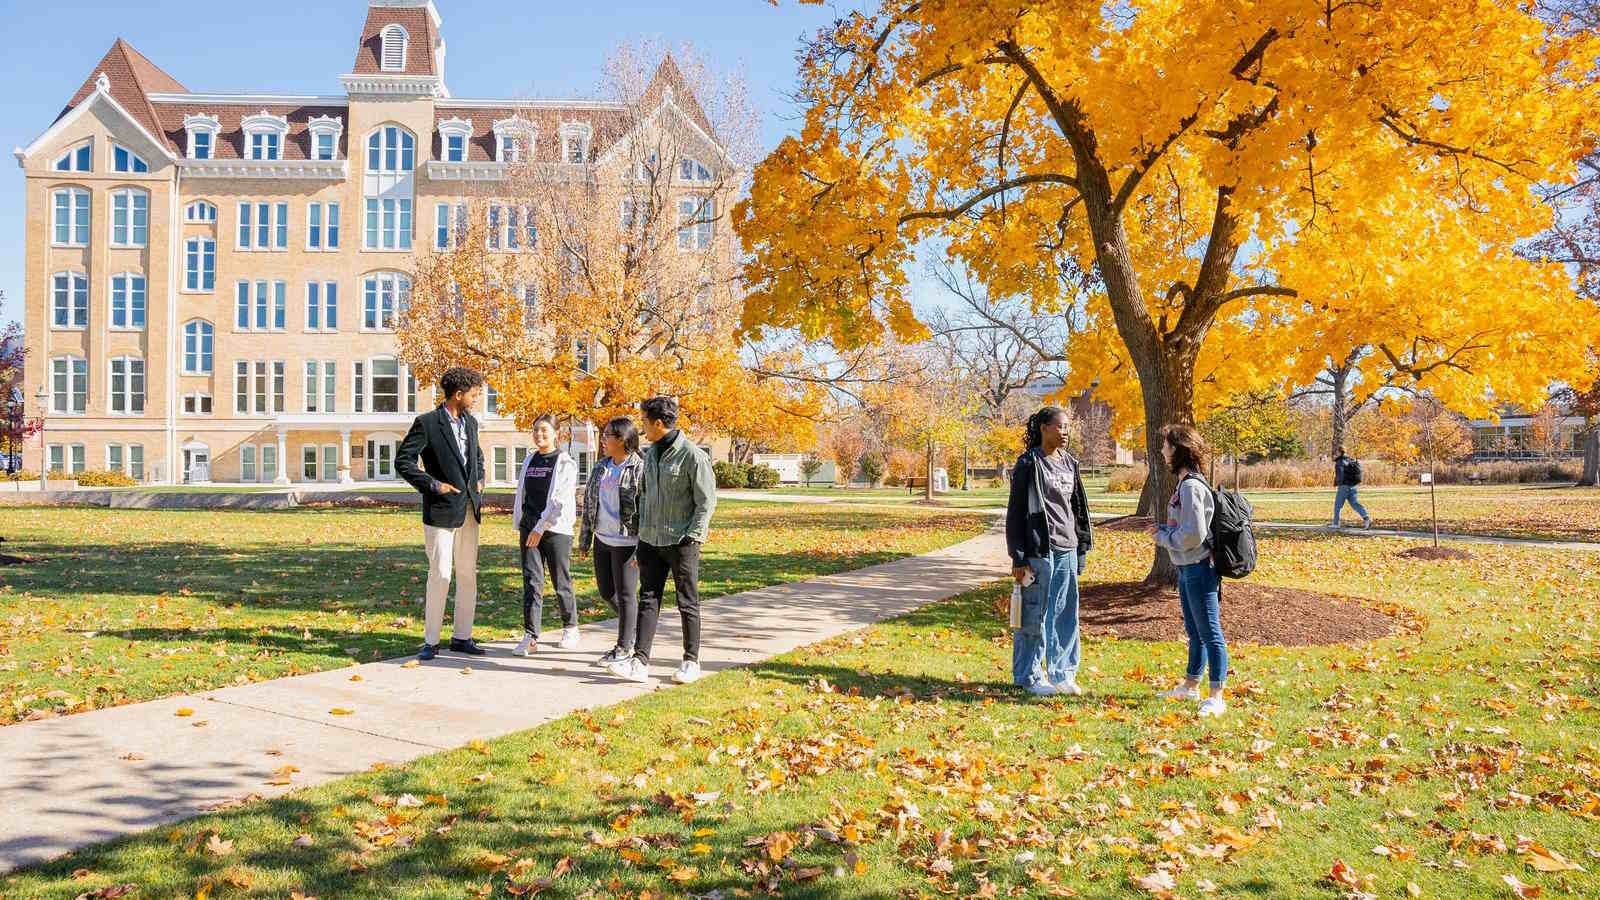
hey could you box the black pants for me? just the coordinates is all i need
[593,540,640,652]
[520,530,575,637]
[634,540,701,664]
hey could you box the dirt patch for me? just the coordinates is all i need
[1077,580,1396,646]
[910,498,952,508]
[1097,514,1155,531]
[1396,546,1474,561]
[0,553,32,566]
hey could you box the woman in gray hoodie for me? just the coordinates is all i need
[1150,424,1228,718]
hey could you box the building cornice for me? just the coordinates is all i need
[425,160,508,181]
[437,97,624,110]
[151,92,349,105]
[179,158,349,179]
[340,73,446,98]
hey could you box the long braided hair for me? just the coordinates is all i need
[1024,406,1065,450]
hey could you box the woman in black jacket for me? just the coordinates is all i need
[1005,407,1093,696]
[578,417,645,669]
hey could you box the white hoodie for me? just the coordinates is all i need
[511,450,578,535]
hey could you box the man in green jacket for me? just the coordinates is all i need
[608,396,717,685]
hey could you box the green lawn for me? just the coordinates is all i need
[1088,482,1600,542]
[0,502,985,724]
[7,529,1597,898]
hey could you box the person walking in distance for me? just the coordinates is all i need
[1004,406,1093,697]
[607,396,717,686]
[578,416,645,668]
[1151,424,1230,718]
[395,367,488,661]
[1331,446,1372,529]
[511,415,580,656]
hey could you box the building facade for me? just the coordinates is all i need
[15,0,725,485]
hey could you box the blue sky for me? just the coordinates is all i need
[0,0,851,326]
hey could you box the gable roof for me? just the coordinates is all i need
[641,54,717,144]
[57,38,185,143]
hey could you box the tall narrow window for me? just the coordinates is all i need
[52,272,88,328]
[446,134,465,162]
[371,358,400,412]
[50,356,88,414]
[364,125,414,250]
[307,282,322,330]
[110,189,149,247]
[185,238,215,291]
[109,357,145,414]
[678,196,714,250]
[306,282,339,331]
[53,188,90,246]
[191,130,211,159]
[241,445,256,482]
[308,203,322,249]
[183,320,213,374]
[326,202,340,248]
[110,273,146,329]
[353,361,366,412]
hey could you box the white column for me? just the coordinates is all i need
[339,429,354,484]
[274,427,291,485]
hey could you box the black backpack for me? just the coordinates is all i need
[1185,473,1257,579]
[1345,458,1363,485]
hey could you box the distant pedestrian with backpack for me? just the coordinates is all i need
[1331,447,1372,529]
[1005,406,1093,697]
[1150,424,1230,718]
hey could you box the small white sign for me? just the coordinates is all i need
[1419,472,1433,484]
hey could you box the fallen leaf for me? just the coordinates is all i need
[1502,873,1542,898]
[1132,869,1178,895]
[175,708,194,717]
[401,659,420,668]
[329,708,355,716]
[292,834,315,849]
[205,833,233,856]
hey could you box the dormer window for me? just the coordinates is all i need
[183,114,220,160]
[307,115,344,161]
[55,141,92,172]
[559,122,592,165]
[438,118,472,163]
[381,24,409,72]
[112,144,149,173]
[241,110,290,161]
[492,117,535,163]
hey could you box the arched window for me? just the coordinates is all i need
[183,320,214,374]
[51,271,88,328]
[112,144,149,173]
[361,271,409,330]
[109,187,149,247]
[54,140,92,172]
[52,187,90,246]
[380,24,409,71]
[185,200,217,223]
[364,126,415,250]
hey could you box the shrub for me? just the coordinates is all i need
[799,456,824,485]
[1432,460,1581,484]
[712,460,747,489]
[4,470,40,482]
[1105,465,1146,493]
[744,463,780,489]
[67,469,137,487]
[857,453,885,486]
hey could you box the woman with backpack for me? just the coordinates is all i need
[1150,424,1229,718]
[1005,406,1093,697]
[578,416,645,669]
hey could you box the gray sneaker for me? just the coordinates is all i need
[593,646,627,667]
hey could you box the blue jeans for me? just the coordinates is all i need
[1012,549,1080,687]
[1333,484,1369,525]
[1177,559,1228,690]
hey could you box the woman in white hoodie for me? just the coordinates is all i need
[512,415,579,655]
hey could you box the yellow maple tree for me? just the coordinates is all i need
[736,0,1599,578]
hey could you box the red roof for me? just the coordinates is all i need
[152,103,348,161]
[57,38,186,145]
[432,106,630,163]
[352,6,439,77]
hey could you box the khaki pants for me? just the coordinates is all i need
[422,514,479,645]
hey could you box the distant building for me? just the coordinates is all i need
[1469,405,1585,462]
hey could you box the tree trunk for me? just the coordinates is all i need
[1132,355,1193,586]
[925,439,936,501]
[1329,363,1350,458]
[1581,425,1599,487]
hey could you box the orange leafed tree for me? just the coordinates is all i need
[736,0,1599,579]
[398,43,820,447]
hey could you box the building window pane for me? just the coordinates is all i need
[371,358,399,412]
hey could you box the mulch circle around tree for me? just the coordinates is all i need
[1397,546,1474,561]
[1077,581,1396,646]
[0,554,31,566]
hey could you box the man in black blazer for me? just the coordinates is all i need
[396,366,488,660]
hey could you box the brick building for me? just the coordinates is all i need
[14,0,730,484]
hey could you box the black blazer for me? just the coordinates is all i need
[396,405,485,528]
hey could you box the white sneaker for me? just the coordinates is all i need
[511,633,535,657]
[1026,682,1059,697]
[1198,697,1228,718]
[1362,517,1373,530]
[673,660,701,684]
[1056,679,1084,696]
[1161,683,1201,701]
[606,657,651,684]
[557,626,580,650]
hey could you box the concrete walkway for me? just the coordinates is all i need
[0,528,1005,873]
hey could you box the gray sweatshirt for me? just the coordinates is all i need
[1155,475,1215,566]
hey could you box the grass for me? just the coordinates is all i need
[0,501,985,725]
[6,528,1597,898]
[1087,482,1600,542]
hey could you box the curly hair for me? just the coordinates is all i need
[439,366,484,401]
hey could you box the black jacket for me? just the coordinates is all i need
[1005,446,1093,566]
[1333,455,1360,486]
[396,405,485,528]
[578,452,643,552]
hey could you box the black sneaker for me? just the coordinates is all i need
[593,646,626,667]
[418,643,437,661]
[448,638,487,656]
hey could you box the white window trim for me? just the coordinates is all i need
[182,392,214,416]
[182,236,216,295]
[108,271,147,331]
[305,201,341,251]
[234,279,289,333]
[438,117,472,161]
[106,355,146,416]
[182,319,215,375]
[241,110,290,161]
[360,271,408,333]
[183,113,221,160]
[236,201,290,252]
[111,142,150,173]
[51,187,90,248]
[107,187,150,248]
[435,200,468,249]
[307,114,344,161]
[55,139,93,172]
[492,117,535,163]
[558,121,592,164]
[50,270,89,331]
[304,281,339,333]
[380,24,409,72]
[49,355,89,416]
[185,200,218,223]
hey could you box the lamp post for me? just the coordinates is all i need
[36,385,46,492]
[4,389,19,475]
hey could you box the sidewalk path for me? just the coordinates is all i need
[0,529,1005,873]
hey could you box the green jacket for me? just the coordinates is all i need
[639,430,717,546]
